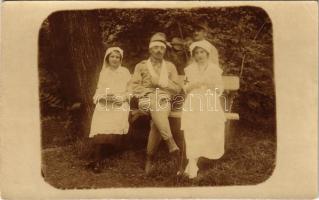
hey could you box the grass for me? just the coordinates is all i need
[41,124,276,189]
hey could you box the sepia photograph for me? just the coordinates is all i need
[39,6,276,188]
[1,1,317,199]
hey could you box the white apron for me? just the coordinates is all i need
[89,66,131,137]
[181,62,226,159]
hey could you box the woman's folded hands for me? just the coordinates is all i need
[93,93,129,105]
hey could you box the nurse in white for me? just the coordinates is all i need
[88,47,131,173]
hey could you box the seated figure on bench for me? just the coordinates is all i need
[181,40,226,179]
[129,32,182,174]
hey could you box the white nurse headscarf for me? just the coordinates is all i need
[189,40,219,66]
[102,47,124,68]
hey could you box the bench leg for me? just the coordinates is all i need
[172,130,188,173]
[225,120,232,150]
[169,117,188,173]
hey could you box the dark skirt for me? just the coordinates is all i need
[90,134,129,160]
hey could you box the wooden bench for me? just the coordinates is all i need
[129,75,240,150]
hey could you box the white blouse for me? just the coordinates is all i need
[95,66,131,96]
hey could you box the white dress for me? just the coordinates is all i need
[89,66,131,137]
[181,62,226,160]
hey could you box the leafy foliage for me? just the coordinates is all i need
[96,7,275,129]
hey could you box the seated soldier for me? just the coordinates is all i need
[129,32,183,175]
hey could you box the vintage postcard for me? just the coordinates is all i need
[0,1,317,199]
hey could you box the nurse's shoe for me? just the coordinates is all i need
[177,158,189,176]
[185,158,198,179]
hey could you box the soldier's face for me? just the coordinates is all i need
[149,45,166,60]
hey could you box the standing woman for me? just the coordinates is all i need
[181,40,226,179]
[88,47,131,173]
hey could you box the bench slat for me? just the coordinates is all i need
[169,111,239,120]
[224,113,240,120]
[222,76,240,90]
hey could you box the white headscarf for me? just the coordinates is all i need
[189,40,219,66]
[102,47,124,68]
[186,40,223,90]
